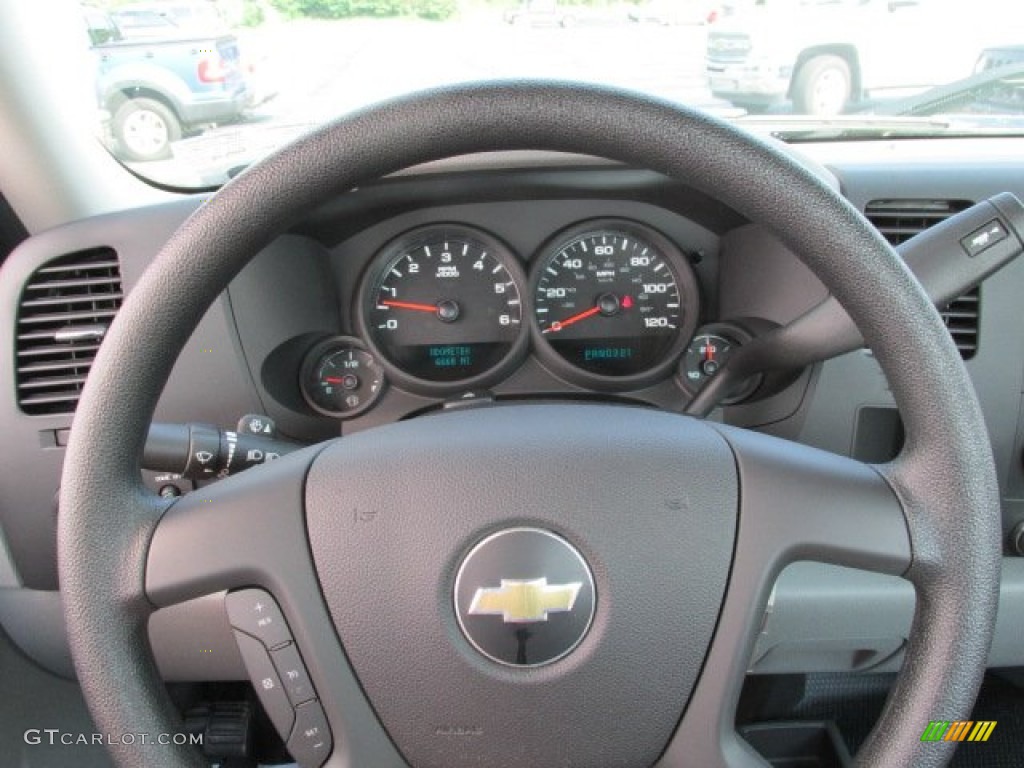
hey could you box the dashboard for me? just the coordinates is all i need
[2,142,1024,684]
[298,211,763,420]
[227,168,826,451]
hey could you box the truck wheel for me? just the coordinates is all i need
[792,55,851,116]
[112,98,181,162]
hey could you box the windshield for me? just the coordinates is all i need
[75,0,1024,187]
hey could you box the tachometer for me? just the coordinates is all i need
[358,225,528,394]
[530,220,699,389]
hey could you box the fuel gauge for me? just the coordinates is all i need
[301,337,385,418]
[680,325,760,405]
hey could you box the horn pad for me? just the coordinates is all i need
[306,404,738,768]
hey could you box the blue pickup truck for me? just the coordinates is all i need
[83,6,252,162]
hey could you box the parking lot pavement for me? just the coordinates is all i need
[132,16,722,187]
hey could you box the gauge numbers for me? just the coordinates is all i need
[300,337,385,418]
[360,225,528,393]
[532,220,699,387]
[680,325,761,405]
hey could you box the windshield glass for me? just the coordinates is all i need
[76,0,1024,187]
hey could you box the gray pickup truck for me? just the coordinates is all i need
[83,6,252,162]
[706,0,1018,115]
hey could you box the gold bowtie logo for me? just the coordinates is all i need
[468,578,582,624]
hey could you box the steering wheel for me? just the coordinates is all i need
[59,82,1001,768]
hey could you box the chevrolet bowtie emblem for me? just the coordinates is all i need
[468,578,582,624]
[455,529,595,666]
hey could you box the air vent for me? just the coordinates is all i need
[940,287,981,360]
[864,200,979,359]
[15,248,122,415]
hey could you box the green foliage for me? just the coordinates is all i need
[267,0,300,17]
[241,0,267,25]
[412,0,457,19]
[268,0,457,19]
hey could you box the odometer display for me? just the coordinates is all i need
[359,225,528,393]
[531,221,699,386]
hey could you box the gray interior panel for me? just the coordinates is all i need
[0,626,113,768]
[0,199,263,588]
[2,146,1024,685]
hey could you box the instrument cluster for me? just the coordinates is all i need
[300,218,728,418]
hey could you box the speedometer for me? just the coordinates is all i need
[530,220,699,389]
[357,224,529,394]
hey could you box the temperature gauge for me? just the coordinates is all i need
[680,326,760,405]
[301,337,385,418]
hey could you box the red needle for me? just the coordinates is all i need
[381,299,437,313]
[324,377,344,384]
[544,305,601,334]
[705,340,715,362]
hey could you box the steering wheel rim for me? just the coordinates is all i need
[58,81,1001,768]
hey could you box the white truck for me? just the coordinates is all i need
[706,0,1019,115]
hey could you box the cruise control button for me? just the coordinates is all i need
[288,701,332,768]
[232,630,294,739]
[225,589,292,649]
[271,642,316,706]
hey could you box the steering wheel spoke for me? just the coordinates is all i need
[144,442,405,766]
[716,424,912,576]
[146,445,322,608]
[659,426,911,767]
